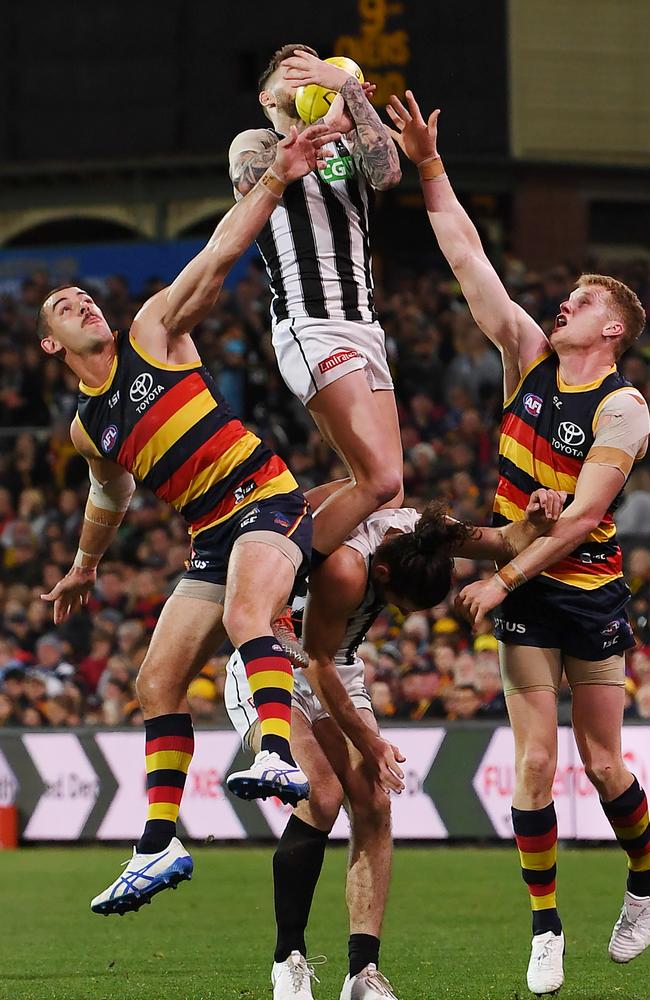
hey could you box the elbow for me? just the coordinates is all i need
[373,165,402,191]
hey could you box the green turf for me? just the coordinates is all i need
[0,845,648,999]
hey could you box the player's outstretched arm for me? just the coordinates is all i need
[303,547,405,794]
[41,424,135,624]
[456,464,624,628]
[136,124,339,339]
[386,90,548,379]
[456,488,567,562]
[282,52,401,190]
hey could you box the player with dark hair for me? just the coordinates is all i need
[386,90,650,994]
[229,43,403,566]
[226,489,565,1000]
[36,124,340,916]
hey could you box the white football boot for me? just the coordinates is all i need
[227,750,309,807]
[526,931,565,995]
[271,951,320,999]
[609,890,650,962]
[90,836,192,916]
[340,964,399,999]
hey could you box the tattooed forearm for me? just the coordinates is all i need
[231,141,279,195]
[340,77,401,190]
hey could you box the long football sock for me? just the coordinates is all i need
[241,635,295,765]
[349,933,381,977]
[273,815,329,961]
[137,712,194,855]
[601,776,650,896]
[512,802,562,936]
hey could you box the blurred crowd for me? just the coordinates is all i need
[1,255,650,729]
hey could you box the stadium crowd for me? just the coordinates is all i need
[1,255,650,729]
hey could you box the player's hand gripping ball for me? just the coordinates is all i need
[295,57,364,125]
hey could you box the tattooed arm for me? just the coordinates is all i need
[339,76,402,190]
[229,128,280,196]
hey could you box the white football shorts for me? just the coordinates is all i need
[224,649,372,746]
[272,317,393,406]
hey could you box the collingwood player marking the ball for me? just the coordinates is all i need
[385,88,650,995]
[229,44,403,565]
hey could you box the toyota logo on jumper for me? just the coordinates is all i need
[129,372,154,402]
[557,421,585,446]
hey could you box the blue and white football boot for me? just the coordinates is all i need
[227,750,310,807]
[90,836,193,916]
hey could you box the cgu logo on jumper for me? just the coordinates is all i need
[129,372,165,414]
[318,154,355,184]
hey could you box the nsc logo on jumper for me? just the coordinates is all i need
[523,393,543,417]
[129,372,165,413]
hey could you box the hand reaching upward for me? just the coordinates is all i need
[386,90,440,165]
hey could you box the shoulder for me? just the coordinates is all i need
[310,545,367,612]
[228,128,278,162]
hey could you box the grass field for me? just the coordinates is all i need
[1,845,649,999]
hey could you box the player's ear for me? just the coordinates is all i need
[373,561,390,584]
[40,334,64,356]
[259,89,275,111]
[602,320,624,342]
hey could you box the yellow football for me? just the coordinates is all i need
[295,56,364,125]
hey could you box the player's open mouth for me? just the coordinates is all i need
[552,314,568,333]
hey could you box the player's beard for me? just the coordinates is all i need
[276,88,301,122]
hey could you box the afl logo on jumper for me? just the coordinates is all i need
[602,620,621,637]
[101,425,118,453]
[557,421,585,446]
[523,393,543,417]
[130,372,154,402]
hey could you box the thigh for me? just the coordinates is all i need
[499,641,562,697]
[141,594,226,693]
[224,539,298,624]
[501,645,560,756]
[570,675,626,767]
[308,370,402,478]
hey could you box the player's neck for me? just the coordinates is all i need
[67,341,116,388]
[271,110,305,137]
[556,346,615,387]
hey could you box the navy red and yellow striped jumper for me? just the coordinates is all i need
[493,351,632,591]
[75,331,299,536]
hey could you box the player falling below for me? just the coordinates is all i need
[36,125,340,916]
[226,489,565,1000]
[229,44,404,568]
[386,90,650,995]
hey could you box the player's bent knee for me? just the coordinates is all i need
[135,662,183,715]
[222,604,268,646]
[584,756,625,794]
[349,787,391,831]
[516,746,556,793]
[299,788,344,831]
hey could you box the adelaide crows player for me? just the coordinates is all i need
[36,124,338,916]
[386,90,650,994]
